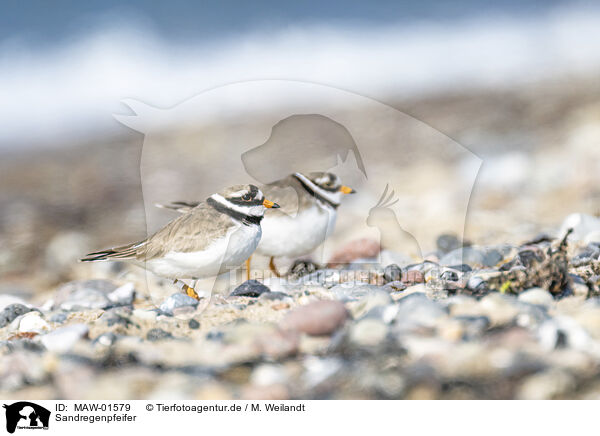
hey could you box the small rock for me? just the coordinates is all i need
[0,304,33,328]
[250,364,288,386]
[49,312,68,324]
[436,233,461,254]
[230,280,270,297]
[383,264,402,283]
[330,282,381,302]
[40,324,89,353]
[107,283,136,306]
[146,328,173,341]
[259,291,291,301]
[188,319,200,329]
[18,312,49,333]
[94,332,118,347]
[560,213,600,241]
[281,300,348,336]
[518,288,554,307]
[54,280,115,311]
[328,238,380,265]
[349,319,388,347]
[394,293,447,331]
[159,293,199,316]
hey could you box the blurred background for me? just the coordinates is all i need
[1,0,600,295]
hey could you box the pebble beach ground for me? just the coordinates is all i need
[3,212,600,400]
[1,76,599,400]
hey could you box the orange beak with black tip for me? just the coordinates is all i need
[340,185,356,194]
[263,198,280,208]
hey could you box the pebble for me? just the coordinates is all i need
[159,293,199,316]
[518,288,554,307]
[281,300,348,336]
[328,238,380,265]
[54,280,115,311]
[40,324,89,353]
[349,319,388,347]
[230,280,271,297]
[383,264,402,283]
[330,282,381,302]
[560,213,600,241]
[259,291,291,301]
[107,283,136,306]
[394,293,448,331]
[146,329,173,341]
[0,304,33,328]
[436,233,462,255]
[18,312,50,333]
[188,319,200,329]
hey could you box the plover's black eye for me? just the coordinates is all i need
[242,193,252,201]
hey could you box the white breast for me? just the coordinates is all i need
[144,222,261,279]
[256,204,336,258]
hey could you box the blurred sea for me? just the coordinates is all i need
[1,1,600,148]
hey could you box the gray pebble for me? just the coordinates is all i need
[146,328,173,341]
[383,264,402,283]
[159,293,199,316]
[230,280,270,297]
[0,304,33,328]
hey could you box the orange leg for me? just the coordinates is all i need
[173,279,200,300]
[269,256,281,277]
[246,256,251,281]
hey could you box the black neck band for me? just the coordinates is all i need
[294,175,339,209]
[207,197,263,226]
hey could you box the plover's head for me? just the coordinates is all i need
[209,184,279,220]
[294,172,355,208]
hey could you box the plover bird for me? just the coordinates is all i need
[81,185,279,299]
[157,172,354,277]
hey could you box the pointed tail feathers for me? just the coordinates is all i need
[80,241,143,262]
[154,201,200,214]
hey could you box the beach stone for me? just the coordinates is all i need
[54,280,115,311]
[349,319,388,347]
[94,332,118,347]
[518,288,554,307]
[41,324,89,353]
[330,282,381,302]
[0,304,33,328]
[107,283,136,306]
[259,291,291,301]
[281,300,348,336]
[328,238,380,265]
[560,213,600,241]
[250,363,289,386]
[436,233,461,254]
[302,269,343,288]
[440,247,485,266]
[188,319,200,329]
[159,293,199,316]
[49,312,68,324]
[479,293,520,326]
[538,317,592,351]
[146,328,173,341]
[394,293,448,331]
[350,291,392,318]
[18,312,49,333]
[0,295,29,312]
[383,264,402,283]
[230,280,270,297]
[517,370,575,400]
